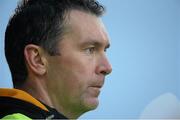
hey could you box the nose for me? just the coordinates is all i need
[96,54,112,76]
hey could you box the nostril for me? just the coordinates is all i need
[100,69,111,76]
[100,71,107,75]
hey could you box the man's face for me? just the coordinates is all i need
[46,10,112,117]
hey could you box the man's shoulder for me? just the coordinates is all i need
[0,88,49,119]
[0,88,67,119]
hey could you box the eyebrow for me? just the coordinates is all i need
[80,39,110,49]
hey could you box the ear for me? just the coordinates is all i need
[24,44,47,76]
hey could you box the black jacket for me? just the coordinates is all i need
[0,88,67,119]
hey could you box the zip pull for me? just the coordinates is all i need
[46,114,54,120]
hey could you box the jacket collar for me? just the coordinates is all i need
[0,88,48,111]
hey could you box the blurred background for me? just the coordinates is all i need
[0,0,180,119]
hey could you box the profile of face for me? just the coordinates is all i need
[45,10,112,117]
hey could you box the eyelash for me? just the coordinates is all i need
[104,48,107,52]
[84,47,108,55]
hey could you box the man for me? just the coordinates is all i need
[0,0,112,119]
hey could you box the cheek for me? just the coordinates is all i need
[47,53,97,101]
[61,54,96,79]
[61,56,97,97]
[55,57,91,92]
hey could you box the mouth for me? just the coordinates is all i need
[89,86,101,97]
[90,78,105,89]
[91,85,102,89]
[89,77,105,94]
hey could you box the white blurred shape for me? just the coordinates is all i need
[140,93,180,119]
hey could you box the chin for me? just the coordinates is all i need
[83,97,99,110]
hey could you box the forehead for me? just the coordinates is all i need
[64,10,109,45]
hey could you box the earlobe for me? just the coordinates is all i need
[24,44,47,76]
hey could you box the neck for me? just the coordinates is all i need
[19,77,81,119]
[19,77,54,108]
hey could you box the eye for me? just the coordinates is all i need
[85,47,95,54]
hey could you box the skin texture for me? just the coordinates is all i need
[23,10,112,119]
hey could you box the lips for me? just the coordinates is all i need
[89,77,105,90]
[89,86,101,97]
[91,84,102,89]
[88,79,104,97]
[90,80,104,89]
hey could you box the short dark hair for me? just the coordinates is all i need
[5,0,105,88]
